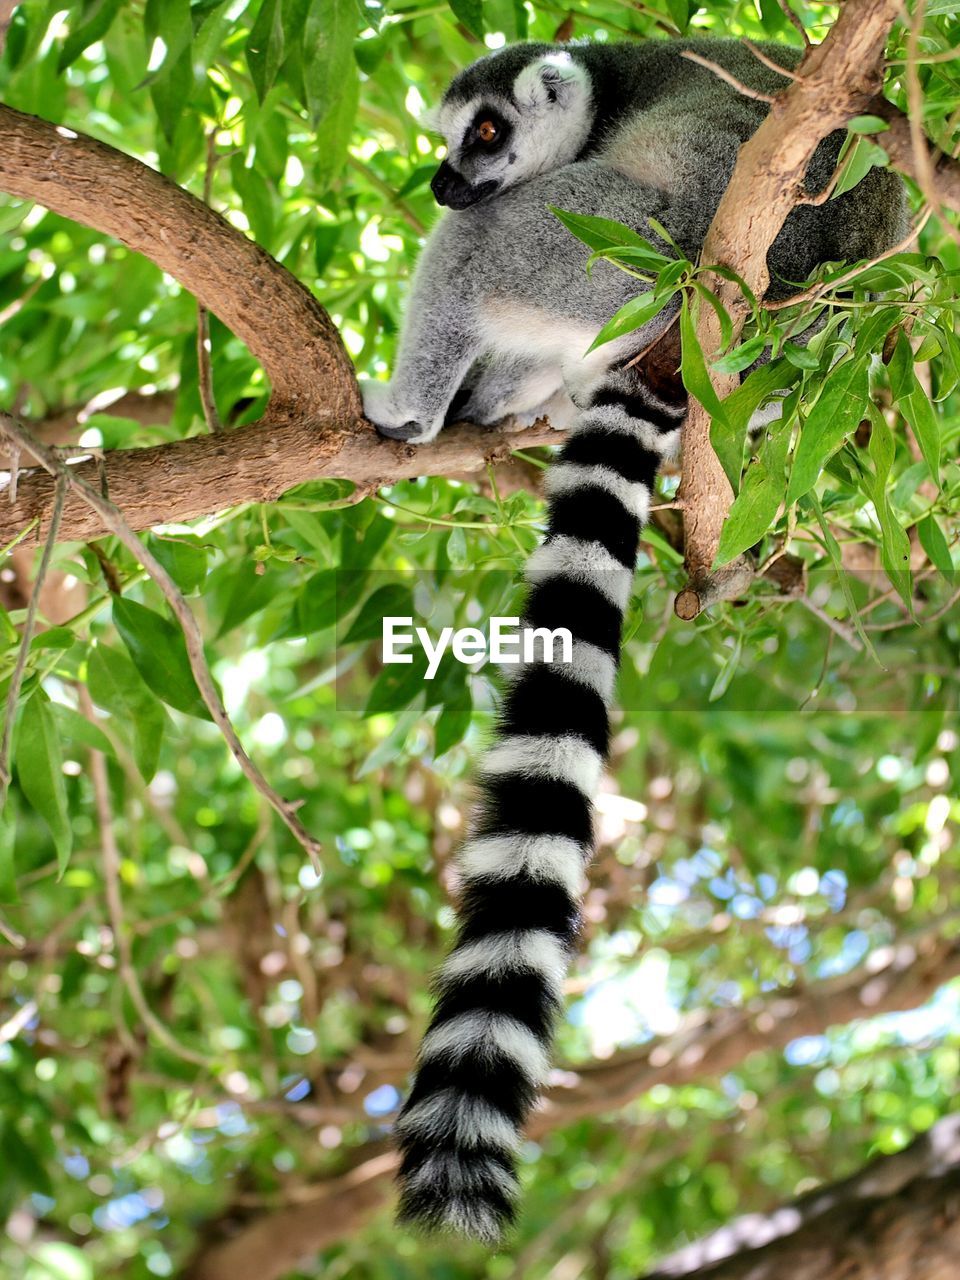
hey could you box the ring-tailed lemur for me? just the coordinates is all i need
[363,39,907,1242]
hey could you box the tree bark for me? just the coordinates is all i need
[677,0,901,613]
[0,104,357,424]
[1,58,960,545]
[181,927,960,1280]
[640,1114,960,1279]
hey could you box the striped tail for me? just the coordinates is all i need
[395,366,683,1242]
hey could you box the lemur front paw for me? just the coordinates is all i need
[362,380,442,445]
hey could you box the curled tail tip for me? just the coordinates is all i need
[396,1180,517,1246]
[395,1142,520,1245]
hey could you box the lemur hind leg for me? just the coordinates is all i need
[448,353,576,430]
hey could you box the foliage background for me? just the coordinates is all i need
[0,0,959,1277]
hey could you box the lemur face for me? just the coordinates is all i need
[430,52,593,210]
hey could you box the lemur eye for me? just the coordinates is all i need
[477,119,499,143]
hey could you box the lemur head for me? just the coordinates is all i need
[429,45,593,210]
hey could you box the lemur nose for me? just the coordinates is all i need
[430,160,457,204]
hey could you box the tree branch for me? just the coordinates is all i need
[2,78,959,556]
[0,416,563,544]
[183,925,960,1280]
[0,103,358,424]
[639,1114,960,1279]
[870,95,960,214]
[536,925,960,1128]
[0,414,325,870]
[676,0,901,618]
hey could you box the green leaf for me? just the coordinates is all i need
[53,704,116,758]
[312,58,359,190]
[215,566,284,637]
[112,597,212,720]
[246,0,285,101]
[87,644,166,782]
[833,137,889,200]
[0,802,19,903]
[314,223,343,276]
[712,360,799,493]
[847,114,890,134]
[917,514,953,578]
[343,584,414,645]
[679,294,730,434]
[587,244,675,276]
[689,278,734,352]
[29,627,76,653]
[446,525,468,567]
[150,48,191,143]
[58,0,122,71]
[146,535,209,595]
[782,342,820,371]
[709,633,743,702]
[864,406,912,609]
[549,207,652,253]
[888,330,940,483]
[786,356,870,505]
[230,154,276,248]
[711,333,767,376]
[144,0,193,141]
[303,0,357,126]
[854,306,901,358]
[356,699,423,775]
[808,493,879,662]
[447,0,484,39]
[715,420,791,566]
[665,0,689,31]
[16,694,72,876]
[364,649,429,717]
[434,686,472,755]
[294,569,340,634]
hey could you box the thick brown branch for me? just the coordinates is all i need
[0,417,563,544]
[870,96,960,214]
[536,927,960,1128]
[640,1115,960,1279]
[0,104,358,423]
[184,927,960,1280]
[677,0,900,614]
[183,1151,397,1280]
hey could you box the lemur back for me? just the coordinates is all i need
[362,39,907,1242]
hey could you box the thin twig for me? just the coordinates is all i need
[776,0,811,47]
[0,414,323,871]
[864,583,960,632]
[903,0,960,247]
[679,50,777,104]
[197,127,223,433]
[0,0,17,56]
[799,594,864,651]
[0,915,25,948]
[796,147,852,207]
[764,209,934,310]
[0,276,43,328]
[80,687,212,1068]
[742,38,804,81]
[0,471,67,811]
[346,155,427,236]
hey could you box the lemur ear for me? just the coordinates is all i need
[515,54,588,110]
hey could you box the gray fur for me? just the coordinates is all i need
[362,38,907,442]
